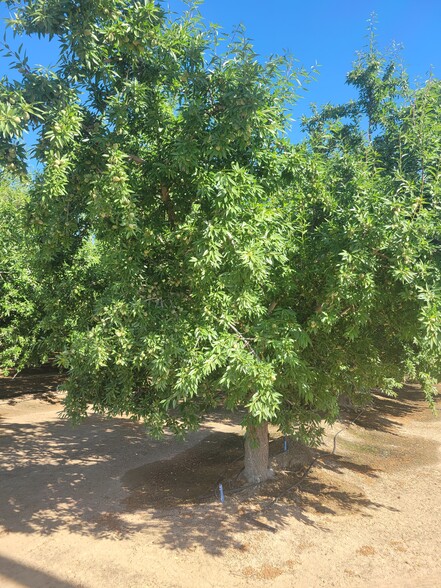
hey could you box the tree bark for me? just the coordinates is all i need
[243,421,272,483]
[160,184,176,228]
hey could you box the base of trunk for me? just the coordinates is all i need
[243,421,273,483]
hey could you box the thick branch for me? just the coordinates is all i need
[268,300,278,315]
[160,184,176,228]
[126,154,146,165]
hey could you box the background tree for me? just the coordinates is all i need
[0,178,42,372]
[302,39,441,405]
[1,1,440,483]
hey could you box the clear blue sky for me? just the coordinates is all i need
[1,0,440,140]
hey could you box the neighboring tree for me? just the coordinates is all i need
[0,178,41,372]
[302,40,441,406]
[1,1,440,482]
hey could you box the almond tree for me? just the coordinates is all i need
[0,178,43,372]
[1,1,440,483]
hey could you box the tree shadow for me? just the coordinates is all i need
[314,449,380,478]
[0,414,223,538]
[0,554,83,588]
[119,430,401,554]
[144,500,320,555]
[3,381,432,553]
[0,410,400,553]
[0,367,65,401]
[4,390,63,405]
[138,460,399,554]
[339,384,436,434]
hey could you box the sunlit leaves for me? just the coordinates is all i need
[1,3,440,439]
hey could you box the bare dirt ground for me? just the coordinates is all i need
[0,375,440,588]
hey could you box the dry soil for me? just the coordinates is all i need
[0,375,440,588]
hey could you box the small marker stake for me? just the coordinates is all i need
[283,436,288,452]
[219,483,225,503]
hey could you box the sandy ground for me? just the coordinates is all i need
[0,379,440,588]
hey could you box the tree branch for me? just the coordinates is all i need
[160,184,176,228]
[268,300,278,315]
[126,154,146,165]
[228,323,260,360]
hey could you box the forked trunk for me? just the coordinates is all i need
[244,421,272,483]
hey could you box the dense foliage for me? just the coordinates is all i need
[0,179,41,372]
[1,1,440,479]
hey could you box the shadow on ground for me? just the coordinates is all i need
[0,367,66,401]
[339,384,435,434]
[0,418,399,552]
[0,555,82,588]
[1,416,153,537]
[0,383,438,554]
[132,434,400,554]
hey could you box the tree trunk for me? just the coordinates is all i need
[243,421,272,483]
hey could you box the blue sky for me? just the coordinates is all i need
[1,0,440,140]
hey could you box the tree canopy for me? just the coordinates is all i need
[0,178,44,372]
[1,1,440,481]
